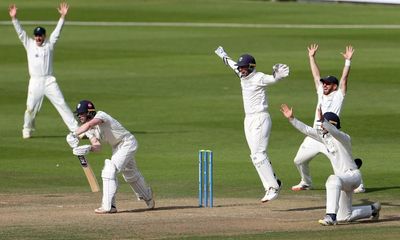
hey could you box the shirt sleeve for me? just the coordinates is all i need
[12,18,29,49]
[259,73,279,86]
[322,120,351,145]
[49,18,65,45]
[224,57,240,77]
[93,111,107,123]
[289,118,321,142]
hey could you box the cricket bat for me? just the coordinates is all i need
[77,155,100,192]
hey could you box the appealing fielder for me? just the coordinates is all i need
[9,3,78,138]
[215,46,289,202]
[291,44,365,194]
[280,104,380,226]
[66,100,154,214]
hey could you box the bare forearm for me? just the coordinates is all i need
[309,56,321,88]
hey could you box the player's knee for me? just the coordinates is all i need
[122,169,141,183]
[293,155,309,165]
[101,159,117,180]
[326,175,342,189]
[251,153,269,168]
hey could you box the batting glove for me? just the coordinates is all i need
[272,63,290,80]
[66,132,79,148]
[73,145,91,156]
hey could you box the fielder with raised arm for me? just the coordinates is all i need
[291,44,365,194]
[66,100,154,214]
[9,2,78,138]
[280,104,380,226]
[215,46,289,202]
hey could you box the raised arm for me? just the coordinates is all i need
[280,104,321,141]
[9,4,29,47]
[308,44,321,90]
[9,4,17,19]
[214,46,240,76]
[50,2,69,44]
[58,2,69,19]
[339,45,354,95]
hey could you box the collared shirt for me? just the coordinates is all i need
[12,18,64,77]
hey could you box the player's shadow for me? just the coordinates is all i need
[30,135,66,138]
[132,130,191,135]
[278,206,325,212]
[117,205,199,213]
[362,186,400,193]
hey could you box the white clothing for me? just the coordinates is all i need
[12,18,77,133]
[225,57,285,190]
[85,111,152,210]
[314,84,344,127]
[290,118,374,222]
[294,83,344,185]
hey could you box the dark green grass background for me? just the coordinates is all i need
[1,0,399,239]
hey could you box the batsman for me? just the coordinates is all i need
[66,100,154,214]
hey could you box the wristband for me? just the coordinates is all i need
[345,59,351,67]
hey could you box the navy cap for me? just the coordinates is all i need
[235,54,256,68]
[33,26,46,36]
[320,76,339,85]
[323,112,341,129]
[75,100,95,115]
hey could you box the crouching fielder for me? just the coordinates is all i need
[66,100,154,214]
[280,104,380,226]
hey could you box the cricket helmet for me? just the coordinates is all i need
[323,112,341,129]
[235,54,256,69]
[33,26,46,36]
[75,100,96,118]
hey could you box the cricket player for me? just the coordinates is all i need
[280,104,380,226]
[66,100,154,214]
[291,44,365,194]
[9,3,78,138]
[215,46,289,202]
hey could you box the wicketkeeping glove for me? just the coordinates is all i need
[73,145,91,156]
[214,46,228,59]
[272,63,290,80]
[66,132,79,148]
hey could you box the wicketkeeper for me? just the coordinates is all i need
[215,46,289,202]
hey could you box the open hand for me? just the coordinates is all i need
[280,104,293,119]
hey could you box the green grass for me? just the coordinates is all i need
[0,0,399,239]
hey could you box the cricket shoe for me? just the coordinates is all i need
[94,205,117,214]
[144,187,155,210]
[318,215,337,226]
[261,179,282,203]
[353,184,366,194]
[22,129,31,139]
[371,202,381,221]
[291,181,312,191]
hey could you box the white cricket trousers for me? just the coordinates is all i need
[325,169,373,222]
[244,112,279,190]
[24,76,77,132]
[293,136,328,185]
[101,136,152,210]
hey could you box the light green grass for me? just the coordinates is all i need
[0,0,399,239]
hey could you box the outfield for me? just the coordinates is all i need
[0,0,399,239]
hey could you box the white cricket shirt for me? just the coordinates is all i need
[313,83,345,127]
[86,111,134,147]
[12,18,64,77]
